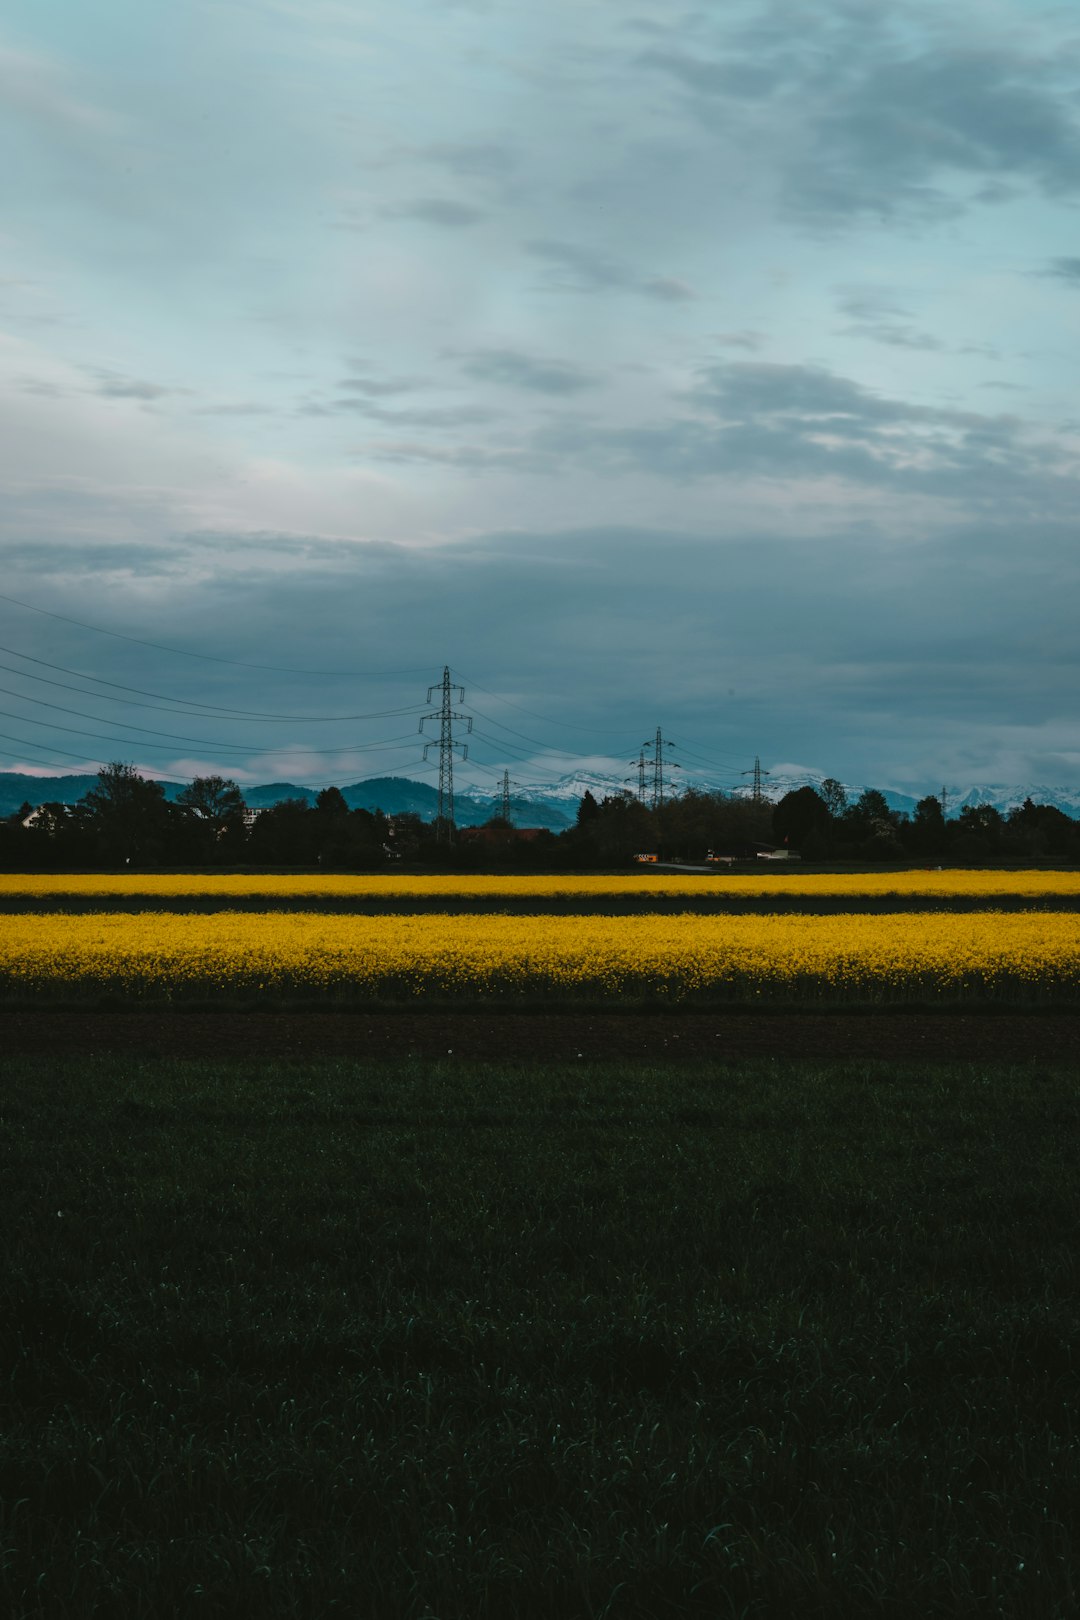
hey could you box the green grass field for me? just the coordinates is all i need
[3,1052,1078,1618]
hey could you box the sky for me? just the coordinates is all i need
[2,0,1080,799]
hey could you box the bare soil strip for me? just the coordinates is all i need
[2,895,1078,914]
[5,1009,1079,1064]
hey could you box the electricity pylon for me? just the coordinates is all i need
[499,769,514,824]
[741,755,770,805]
[419,666,472,841]
[627,747,648,803]
[643,728,679,810]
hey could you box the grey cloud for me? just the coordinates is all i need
[836,289,911,321]
[417,140,517,180]
[5,517,1077,788]
[337,371,420,397]
[1042,256,1080,283]
[835,288,943,348]
[0,538,188,577]
[709,331,764,351]
[525,238,695,302]
[388,196,486,227]
[642,275,696,302]
[195,401,275,416]
[302,399,492,427]
[637,47,783,102]
[839,321,944,351]
[458,347,597,394]
[524,360,1073,515]
[89,369,181,401]
[791,48,1080,224]
[364,440,551,471]
[689,362,920,427]
[639,17,1080,228]
[525,237,629,290]
[13,375,65,398]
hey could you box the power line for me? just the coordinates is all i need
[675,738,753,770]
[450,666,645,743]
[0,590,432,678]
[0,689,424,756]
[0,708,429,760]
[0,729,200,782]
[0,643,427,722]
[0,656,428,724]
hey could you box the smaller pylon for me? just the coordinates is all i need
[741,755,770,805]
[627,748,648,802]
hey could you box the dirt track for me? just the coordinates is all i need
[4,1009,1079,1065]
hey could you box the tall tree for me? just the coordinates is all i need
[315,786,350,818]
[819,778,847,817]
[76,762,175,865]
[177,776,246,837]
[773,786,830,848]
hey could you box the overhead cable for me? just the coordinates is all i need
[0,643,427,723]
[0,591,432,678]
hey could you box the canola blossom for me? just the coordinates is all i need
[3,911,1078,1002]
[1,870,1079,900]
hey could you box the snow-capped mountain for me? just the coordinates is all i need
[3,769,1079,825]
[944,784,1080,819]
[743,774,1080,820]
[502,769,1080,823]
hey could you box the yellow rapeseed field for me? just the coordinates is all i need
[2,911,1077,1001]
[1,870,1079,899]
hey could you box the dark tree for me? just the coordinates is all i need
[852,789,892,824]
[576,790,600,825]
[819,778,847,817]
[772,786,830,849]
[910,795,947,857]
[246,798,316,865]
[841,788,904,861]
[315,786,350,818]
[177,776,246,836]
[76,762,175,865]
[1004,797,1077,859]
[950,803,1004,860]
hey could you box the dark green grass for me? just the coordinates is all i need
[2,1052,1078,1618]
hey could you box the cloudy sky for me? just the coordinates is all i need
[2,0,1079,798]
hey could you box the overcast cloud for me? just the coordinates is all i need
[1,0,1079,796]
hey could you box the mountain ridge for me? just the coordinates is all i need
[4,767,1075,822]
[2,770,1078,824]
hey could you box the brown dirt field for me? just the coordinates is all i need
[1,896,1077,915]
[4,1009,1080,1065]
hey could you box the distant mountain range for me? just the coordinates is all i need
[2,769,1079,825]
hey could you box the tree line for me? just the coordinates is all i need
[1,762,1077,870]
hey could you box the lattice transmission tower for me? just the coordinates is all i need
[419,666,472,841]
[643,728,679,810]
[627,746,648,803]
[741,755,770,805]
